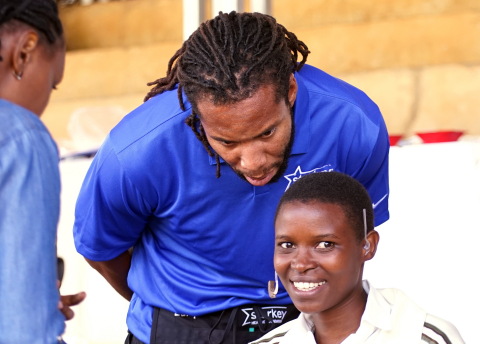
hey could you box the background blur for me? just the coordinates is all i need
[49,1,480,343]
[46,0,480,153]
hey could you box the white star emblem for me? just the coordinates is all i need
[283,165,334,190]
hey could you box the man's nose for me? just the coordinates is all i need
[239,144,267,173]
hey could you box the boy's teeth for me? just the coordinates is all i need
[293,281,326,291]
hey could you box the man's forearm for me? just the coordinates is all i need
[85,250,133,301]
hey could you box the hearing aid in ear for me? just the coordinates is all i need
[268,272,279,298]
[363,208,370,254]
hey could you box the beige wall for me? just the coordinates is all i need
[272,0,480,137]
[43,0,480,151]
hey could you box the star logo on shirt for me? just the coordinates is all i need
[283,165,334,190]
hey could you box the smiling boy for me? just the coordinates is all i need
[251,172,464,344]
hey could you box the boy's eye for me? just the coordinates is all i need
[317,241,334,249]
[279,242,294,249]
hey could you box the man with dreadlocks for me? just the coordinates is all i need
[0,0,85,342]
[74,11,390,344]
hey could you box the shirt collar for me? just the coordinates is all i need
[360,280,394,331]
[299,282,395,337]
[283,313,316,343]
[280,281,395,343]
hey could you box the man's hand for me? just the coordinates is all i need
[58,291,87,320]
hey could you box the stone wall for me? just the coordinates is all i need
[43,0,480,151]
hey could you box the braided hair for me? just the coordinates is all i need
[0,0,63,61]
[145,11,310,177]
[276,172,375,242]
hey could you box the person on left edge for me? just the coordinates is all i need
[0,1,85,343]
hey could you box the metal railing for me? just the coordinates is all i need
[183,0,270,40]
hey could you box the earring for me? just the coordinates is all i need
[268,272,279,298]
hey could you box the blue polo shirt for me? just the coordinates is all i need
[74,64,389,342]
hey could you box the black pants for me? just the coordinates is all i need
[125,304,299,344]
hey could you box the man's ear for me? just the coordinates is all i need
[363,230,380,261]
[288,73,297,107]
[11,30,39,78]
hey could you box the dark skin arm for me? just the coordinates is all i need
[85,250,133,301]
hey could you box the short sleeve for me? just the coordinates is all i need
[73,138,152,261]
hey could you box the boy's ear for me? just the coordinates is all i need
[363,230,380,261]
[11,30,39,78]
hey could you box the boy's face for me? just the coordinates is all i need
[274,200,367,316]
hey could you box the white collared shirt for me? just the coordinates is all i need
[250,281,464,344]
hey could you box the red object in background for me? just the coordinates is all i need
[389,135,402,146]
[416,131,464,143]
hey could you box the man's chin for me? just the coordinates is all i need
[235,163,288,186]
[244,170,277,186]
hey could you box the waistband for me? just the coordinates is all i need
[149,303,299,344]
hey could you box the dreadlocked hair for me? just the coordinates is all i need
[144,11,310,178]
[0,0,63,61]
